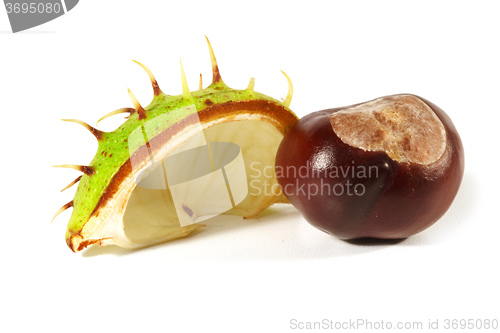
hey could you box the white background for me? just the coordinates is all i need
[1,1,499,332]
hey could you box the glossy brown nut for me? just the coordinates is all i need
[275,94,464,240]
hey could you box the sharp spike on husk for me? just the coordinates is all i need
[179,59,191,97]
[204,36,223,84]
[280,70,293,107]
[61,119,103,140]
[199,73,203,90]
[95,108,134,127]
[127,88,147,120]
[53,164,95,176]
[60,175,82,192]
[127,88,142,110]
[246,77,255,91]
[51,201,73,223]
[132,60,162,96]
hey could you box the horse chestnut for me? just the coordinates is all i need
[275,94,464,240]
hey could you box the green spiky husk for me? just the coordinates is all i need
[66,81,295,242]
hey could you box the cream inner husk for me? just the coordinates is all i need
[122,119,283,245]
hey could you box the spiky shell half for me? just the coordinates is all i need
[54,38,298,252]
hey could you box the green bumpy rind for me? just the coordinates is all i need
[65,81,288,240]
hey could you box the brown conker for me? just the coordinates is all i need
[275,94,464,240]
